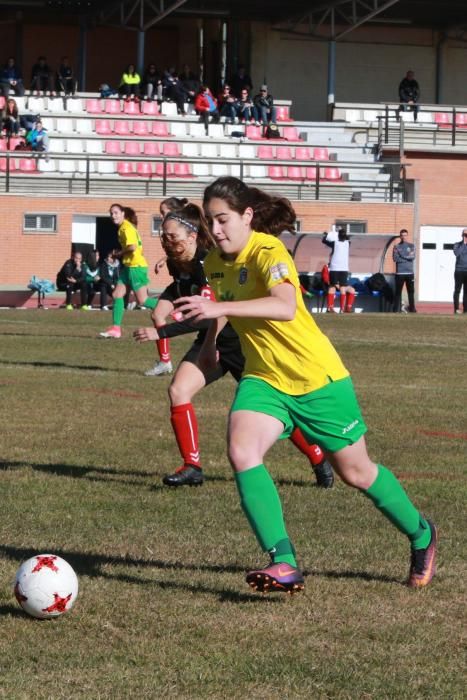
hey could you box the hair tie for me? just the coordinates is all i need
[164,214,199,233]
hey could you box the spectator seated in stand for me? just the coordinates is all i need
[26,120,50,157]
[229,64,253,99]
[30,55,55,96]
[179,64,200,102]
[57,56,76,96]
[398,70,420,122]
[253,84,277,126]
[98,251,121,310]
[0,57,25,97]
[142,63,163,102]
[217,84,238,123]
[194,84,219,134]
[236,88,257,124]
[56,251,86,309]
[163,69,189,115]
[119,64,141,101]
[82,249,101,310]
[2,98,20,136]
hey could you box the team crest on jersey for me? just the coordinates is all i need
[238,266,248,285]
[270,262,289,281]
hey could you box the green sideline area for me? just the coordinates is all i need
[0,310,465,698]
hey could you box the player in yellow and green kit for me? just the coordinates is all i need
[176,177,438,594]
[100,203,158,338]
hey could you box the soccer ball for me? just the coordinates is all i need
[14,554,79,620]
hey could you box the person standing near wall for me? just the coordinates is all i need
[392,229,417,313]
[453,229,467,314]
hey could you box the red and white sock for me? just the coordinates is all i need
[156,325,171,363]
[170,403,201,468]
[289,428,325,467]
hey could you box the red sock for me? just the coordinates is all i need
[346,291,355,311]
[170,403,201,467]
[339,292,346,312]
[327,291,335,310]
[289,428,324,467]
[156,325,170,363]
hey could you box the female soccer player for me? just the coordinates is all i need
[322,227,355,313]
[175,176,437,594]
[134,201,334,489]
[100,204,157,338]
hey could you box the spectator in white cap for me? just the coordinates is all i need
[253,84,277,126]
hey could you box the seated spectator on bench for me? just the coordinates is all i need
[57,56,76,96]
[253,85,277,126]
[236,88,256,124]
[0,57,25,97]
[194,84,219,134]
[56,251,86,310]
[98,251,121,310]
[119,64,141,101]
[142,63,163,102]
[398,70,420,122]
[163,69,189,115]
[82,250,101,310]
[2,98,20,136]
[179,64,200,101]
[26,120,50,156]
[229,64,253,98]
[31,56,55,96]
[322,228,355,313]
[218,84,238,123]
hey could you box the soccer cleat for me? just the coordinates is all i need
[81,305,90,311]
[99,325,121,338]
[162,465,204,487]
[313,459,334,488]
[65,304,73,310]
[407,520,438,588]
[246,562,304,594]
[101,306,110,311]
[144,361,173,377]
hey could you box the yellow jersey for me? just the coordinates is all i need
[118,220,148,268]
[204,231,349,395]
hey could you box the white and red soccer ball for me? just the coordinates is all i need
[14,554,79,619]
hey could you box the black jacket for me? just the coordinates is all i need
[56,259,83,287]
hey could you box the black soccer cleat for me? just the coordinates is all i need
[313,459,334,488]
[162,465,204,487]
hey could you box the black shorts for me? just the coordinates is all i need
[182,327,244,385]
[329,271,349,287]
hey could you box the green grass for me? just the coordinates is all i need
[0,310,465,699]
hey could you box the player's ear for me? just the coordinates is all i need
[243,206,253,227]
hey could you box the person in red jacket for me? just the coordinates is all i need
[194,85,219,135]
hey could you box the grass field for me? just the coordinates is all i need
[0,309,465,699]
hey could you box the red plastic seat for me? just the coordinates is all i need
[136,161,153,177]
[295,146,313,161]
[95,119,112,135]
[323,167,341,181]
[282,126,301,141]
[114,120,132,136]
[105,141,121,155]
[123,101,140,116]
[18,157,38,173]
[7,137,23,151]
[257,145,275,159]
[143,141,160,156]
[124,141,141,156]
[152,121,170,137]
[287,166,304,180]
[141,101,160,116]
[268,165,285,179]
[455,113,467,129]
[276,105,291,122]
[104,99,121,115]
[154,161,174,177]
[276,146,293,160]
[434,112,452,128]
[161,142,181,157]
[0,139,6,152]
[173,162,193,178]
[305,167,318,180]
[133,121,151,136]
[117,161,136,176]
[86,99,102,114]
[246,125,263,140]
[0,157,11,171]
[313,147,329,161]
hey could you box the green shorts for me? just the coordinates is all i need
[231,376,367,454]
[118,266,149,291]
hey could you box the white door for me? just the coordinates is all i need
[72,215,96,246]
[419,226,460,302]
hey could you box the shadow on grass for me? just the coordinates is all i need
[303,567,400,585]
[0,359,111,372]
[0,544,279,605]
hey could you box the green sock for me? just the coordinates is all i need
[142,297,158,310]
[235,465,297,567]
[363,464,431,549]
[112,297,124,326]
